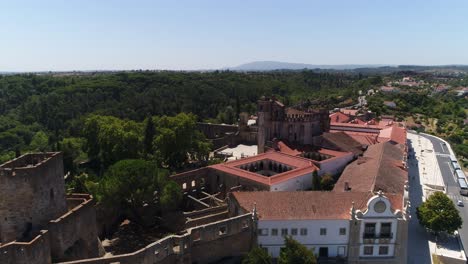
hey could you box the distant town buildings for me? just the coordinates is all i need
[380,86,399,93]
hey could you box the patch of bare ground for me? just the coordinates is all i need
[102,219,169,255]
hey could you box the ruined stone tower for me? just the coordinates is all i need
[0,152,67,243]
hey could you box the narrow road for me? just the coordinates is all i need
[410,132,468,258]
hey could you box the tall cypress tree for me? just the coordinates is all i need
[312,170,321,191]
[144,116,156,157]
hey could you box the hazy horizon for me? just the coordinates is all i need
[2,0,468,71]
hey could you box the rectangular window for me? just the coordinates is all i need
[364,246,373,255]
[300,228,308,236]
[271,228,278,236]
[320,228,327,236]
[380,223,392,238]
[281,228,288,236]
[257,228,268,236]
[339,228,346,235]
[379,246,389,255]
[291,228,298,236]
[364,223,376,238]
[219,226,227,236]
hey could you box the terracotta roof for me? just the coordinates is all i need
[380,86,398,92]
[210,152,319,186]
[348,118,366,125]
[316,148,352,158]
[331,130,379,145]
[317,132,364,156]
[232,191,372,220]
[329,112,351,123]
[378,126,407,145]
[334,142,407,210]
[346,134,379,145]
[330,122,385,130]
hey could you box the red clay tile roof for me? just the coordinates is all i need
[329,112,351,123]
[318,132,365,156]
[232,191,372,220]
[330,130,379,145]
[380,86,398,92]
[316,148,352,158]
[348,118,366,125]
[210,152,319,186]
[347,134,379,145]
[330,122,385,130]
[378,126,407,145]
[334,142,407,210]
[276,140,351,159]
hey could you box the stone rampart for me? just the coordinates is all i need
[0,152,67,243]
[0,230,51,264]
[57,213,254,264]
[48,194,100,262]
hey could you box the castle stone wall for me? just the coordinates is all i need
[0,153,67,243]
[0,230,51,264]
[49,194,100,262]
[57,213,254,264]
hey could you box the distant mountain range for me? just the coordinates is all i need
[227,61,468,73]
[228,61,392,71]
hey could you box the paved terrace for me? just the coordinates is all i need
[407,133,445,195]
[407,132,466,263]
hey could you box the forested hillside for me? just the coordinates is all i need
[0,71,379,166]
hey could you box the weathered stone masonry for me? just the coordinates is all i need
[0,153,101,264]
[0,153,67,243]
[59,212,255,264]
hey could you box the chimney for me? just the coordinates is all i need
[344,181,350,191]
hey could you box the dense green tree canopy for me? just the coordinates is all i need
[153,113,211,168]
[243,246,272,264]
[90,159,182,223]
[83,115,142,167]
[0,70,465,170]
[278,236,317,264]
[417,191,462,235]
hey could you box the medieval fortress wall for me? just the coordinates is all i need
[59,213,254,264]
[0,153,100,264]
[0,153,67,243]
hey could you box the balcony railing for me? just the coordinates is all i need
[362,232,393,239]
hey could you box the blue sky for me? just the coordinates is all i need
[1,0,468,71]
